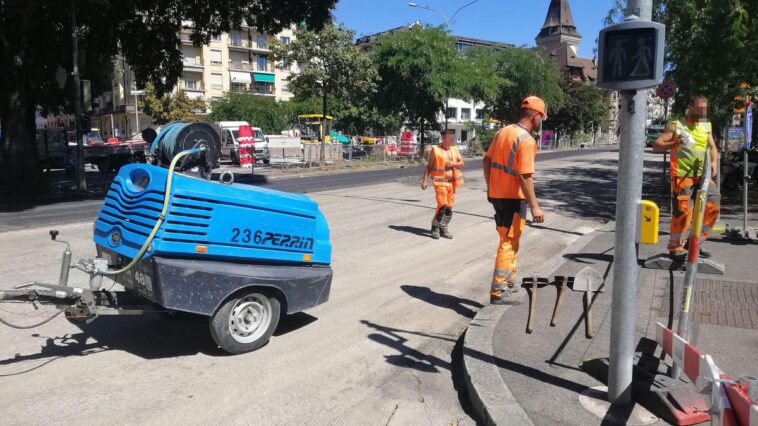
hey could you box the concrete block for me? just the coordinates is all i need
[643,254,725,275]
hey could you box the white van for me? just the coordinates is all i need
[213,121,270,165]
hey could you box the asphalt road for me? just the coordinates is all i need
[0,146,616,232]
[0,149,621,425]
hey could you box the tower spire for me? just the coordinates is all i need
[535,0,582,53]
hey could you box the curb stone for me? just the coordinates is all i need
[461,221,614,425]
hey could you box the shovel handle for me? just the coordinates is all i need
[584,290,593,338]
[550,279,567,327]
[527,278,538,334]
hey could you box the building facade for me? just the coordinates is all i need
[92,24,296,138]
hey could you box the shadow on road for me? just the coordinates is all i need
[0,312,318,375]
[400,285,483,319]
[388,225,431,238]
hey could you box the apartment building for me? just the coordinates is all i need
[92,24,296,138]
[179,23,296,104]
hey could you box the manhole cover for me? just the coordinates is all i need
[658,277,758,329]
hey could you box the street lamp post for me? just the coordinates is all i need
[407,3,450,29]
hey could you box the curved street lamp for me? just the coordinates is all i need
[408,0,481,30]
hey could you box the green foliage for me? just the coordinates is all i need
[371,26,464,130]
[549,80,606,138]
[605,0,757,129]
[0,0,337,193]
[140,84,206,126]
[208,92,289,133]
[466,46,565,123]
[271,25,377,121]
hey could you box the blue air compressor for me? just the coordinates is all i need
[0,122,333,354]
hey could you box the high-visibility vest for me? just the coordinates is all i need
[487,124,534,199]
[670,120,711,178]
[430,146,464,187]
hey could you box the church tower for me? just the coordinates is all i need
[535,0,582,55]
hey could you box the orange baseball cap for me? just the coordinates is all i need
[522,96,547,118]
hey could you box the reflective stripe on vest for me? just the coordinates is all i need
[491,127,531,177]
[670,120,710,177]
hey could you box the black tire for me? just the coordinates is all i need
[262,158,270,165]
[231,151,240,166]
[209,290,281,354]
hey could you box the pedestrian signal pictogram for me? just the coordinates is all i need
[597,17,665,91]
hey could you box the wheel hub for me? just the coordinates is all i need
[229,295,272,344]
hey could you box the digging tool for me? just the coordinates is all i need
[550,275,574,327]
[571,267,603,338]
[522,276,549,334]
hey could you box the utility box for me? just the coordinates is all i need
[639,200,660,245]
[597,17,666,91]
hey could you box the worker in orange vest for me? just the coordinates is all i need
[653,95,720,261]
[483,96,546,304]
[421,129,464,239]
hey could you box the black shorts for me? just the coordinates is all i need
[489,198,527,228]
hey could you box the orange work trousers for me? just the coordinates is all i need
[490,199,527,300]
[668,176,720,253]
[433,182,456,218]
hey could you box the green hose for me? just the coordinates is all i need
[97,147,206,276]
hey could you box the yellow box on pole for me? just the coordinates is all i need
[640,200,659,245]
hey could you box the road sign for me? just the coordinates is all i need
[746,105,753,150]
[656,81,676,99]
[597,17,666,91]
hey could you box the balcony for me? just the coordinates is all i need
[228,38,270,52]
[181,88,206,100]
[231,86,275,97]
[180,29,195,45]
[182,57,204,71]
[228,61,255,72]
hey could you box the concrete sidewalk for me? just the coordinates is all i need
[462,212,758,425]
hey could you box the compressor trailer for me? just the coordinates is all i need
[0,122,333,354]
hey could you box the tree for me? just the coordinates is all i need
[208,93,289,134]
[468,46,565,123]
[141,84,206,126]
[271,25,377,162]
[371,26,468,146]
[549,80,606,143]
[0,0,336,196]
[605,0,758,130]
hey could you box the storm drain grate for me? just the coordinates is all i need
[658,277,758,330]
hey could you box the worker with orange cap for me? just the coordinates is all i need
[422,129,464,239]
[483,96,546,304]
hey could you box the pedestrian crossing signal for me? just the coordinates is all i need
[597,17,666,91]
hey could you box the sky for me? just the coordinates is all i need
[333,0,615,59]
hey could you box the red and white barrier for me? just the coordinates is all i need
[656,322,757,426]
[237,125,255,168]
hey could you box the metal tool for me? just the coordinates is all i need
[550,275,574,327]
[571,267,604,338]
[522,276,549,334]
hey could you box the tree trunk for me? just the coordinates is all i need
[0,82,42,198]
[419,119,425,157]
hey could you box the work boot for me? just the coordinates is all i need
[668,249,687,262]
[431,226,440,240]
[440,210,453,239]
[490,282,521,305]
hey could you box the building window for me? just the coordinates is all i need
[461,130,468,142]
[257,56,268,72]
[460,108,471,120]
[281,80,290,92]
[229,34,243,47]
[231,83,247,93]
[254,81,274,95]
[211,34,221,42]
[279,36,291,45]
[184,79,198,90]
[210,49,223,66]
[211,73,223,89]
[445,107,457,120]
[256,34,267,49]
[476,109,485,120]
[455,42,471,53]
